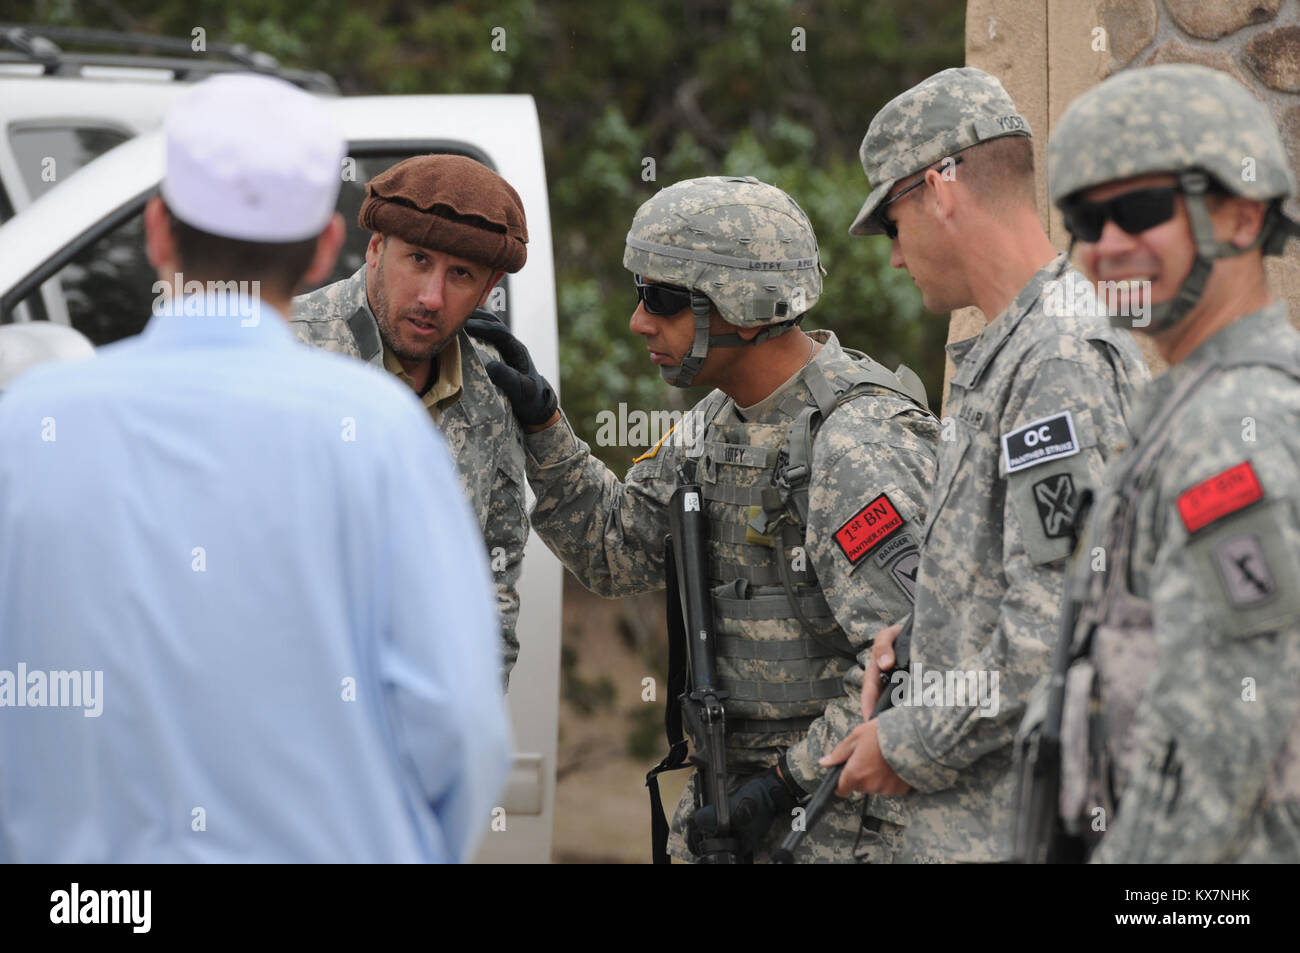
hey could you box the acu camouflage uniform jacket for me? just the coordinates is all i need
[291,267,529,683]
[1063,301,1300,863]
[873,254,1149,862]
[525,330,939,862]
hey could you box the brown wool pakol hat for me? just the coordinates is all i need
[358,154,529,272]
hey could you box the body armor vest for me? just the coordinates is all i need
[1060,351,1300,847]
[688,349,927,749]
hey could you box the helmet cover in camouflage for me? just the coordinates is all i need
[1048,64,1296,207]
[623,176,822,328]
[849,67,1032,236]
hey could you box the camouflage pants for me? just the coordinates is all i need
[666,769,904,864]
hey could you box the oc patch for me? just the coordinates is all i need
[834,493,903,565]
[1033,473,1078,539]
[1002,411,1080,474]
[1177,461,1263,534]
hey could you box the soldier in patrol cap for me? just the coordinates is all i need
[1016,63,1300,863]
[473,175,939,862]
[823,67,1149,863]
[292,154,531,685]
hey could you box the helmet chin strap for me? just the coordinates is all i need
[1129,171,1272,334]
[659,293,714,387]
[659,293,797,387]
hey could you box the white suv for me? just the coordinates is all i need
[0,27,562,864]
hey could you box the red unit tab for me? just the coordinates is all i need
[1177,461,1263,534]
[834,493,904,564]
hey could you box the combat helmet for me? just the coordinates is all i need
[1049,63,1298,332]
[623,176,824,386]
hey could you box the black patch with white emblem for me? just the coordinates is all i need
[1002,411,1080,473]
[1032,473,1078,539]
[1214,535,1276,608]
[887,551,921,602]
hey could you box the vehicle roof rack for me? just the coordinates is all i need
[0,24,338,93]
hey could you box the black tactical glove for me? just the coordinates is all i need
[686,765,802,858]
[463,312,558,429]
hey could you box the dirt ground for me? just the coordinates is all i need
[552,574,690,864]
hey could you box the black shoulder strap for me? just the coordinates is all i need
[645,537,692,864]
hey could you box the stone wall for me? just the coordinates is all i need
[947,0,1300,408]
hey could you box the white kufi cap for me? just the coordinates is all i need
[161,73,344,242]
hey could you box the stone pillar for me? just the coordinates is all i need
[953,0,1300,407]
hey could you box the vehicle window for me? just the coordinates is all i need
[8,125,131,211]
[7,149,509,344]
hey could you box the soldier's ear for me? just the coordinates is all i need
[364,232,386,270]
[301,214,346,290]
[1222,196,1269,252]
[144,196,179,279]
[926,166,958,223]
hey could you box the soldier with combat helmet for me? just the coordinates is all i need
[292,154,532,686]
[1016,63,1300,863]
[823,67,1148,864]
[473,175,939,862]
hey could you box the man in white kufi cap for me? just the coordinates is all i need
[0,73,509,863]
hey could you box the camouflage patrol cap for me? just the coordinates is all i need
[358,154,528,272]
[849,67,1031,236]
[1048,64,1296,207]
[623,175,822,328]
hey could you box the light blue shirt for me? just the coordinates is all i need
[0,299,510,863]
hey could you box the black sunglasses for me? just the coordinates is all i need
[1060,186,1180,242]
[634,275,694,316]
[878,156,964,240]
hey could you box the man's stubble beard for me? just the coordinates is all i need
[369,252,448,363]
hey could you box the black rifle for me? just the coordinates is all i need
[1012,575,1088,863]
[772,615,913,864]
[1012,491,1094,864]
[646,471,740,864]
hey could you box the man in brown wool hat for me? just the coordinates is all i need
[293,154,535,686]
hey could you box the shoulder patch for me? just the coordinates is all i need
[1033,473,1078,539]
[887,550,921,601]
[1002,411,1080,474]
[872,532,917,567]
[834,493,904,565]
[1214,535,1276,607]
[1177,461,1263,534]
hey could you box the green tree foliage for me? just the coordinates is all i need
[16,0,964,469]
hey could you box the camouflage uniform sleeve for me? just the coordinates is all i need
[524,411,676,597]
[487,421,529,686]
[782,397,939,789]
[1093,405,1300,863]
[879,351,1131,791]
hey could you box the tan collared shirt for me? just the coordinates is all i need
[382,336,464,424]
